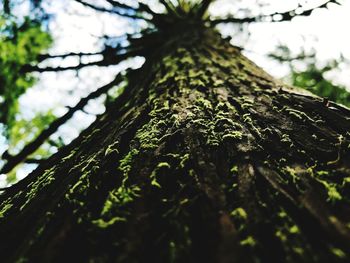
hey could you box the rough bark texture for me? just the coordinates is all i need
[1,26,350,263]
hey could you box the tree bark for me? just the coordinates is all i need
[1,26,350,263]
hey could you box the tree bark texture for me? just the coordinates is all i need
[1,27,350,263]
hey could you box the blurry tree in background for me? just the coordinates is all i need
[0,0,53,183]
[269,44,350,107]
[1,0,350,262]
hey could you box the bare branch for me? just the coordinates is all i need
[159,0,179,17]
[37,51,103,62]
[196,0,213,19]
[104,0,139,12]
[0,74,125,174]
[210,0,340,25]
[25,158,47,164]
[25,59,113,73]
[74,0,146,20]
[24,48,144,73]
[137,2,160,17]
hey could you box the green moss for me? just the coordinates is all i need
[289,225,300,234]
[240,96,254,109]
[92,216,127,229]
[64,157,100,204]
[240,236,256,247]
[292,247,304,255]
[104,141,119,156]
[170,113,181,127]
[61,149,76,162]
[189,78,206,89]
[281,134,294,147]
[100,185,141,216]
[119,148,140,178]
[316,178,342,203]
[275,229,287,242]
[180,56,194,66]
[230,165,238,173]
[230,207,247,220]
[285,108,315,122]
[150,162,171,188]
[242,113,252,123]
[342,177,350,186]
[278,209,287,219]
[330,247,346,258]
[180,153,190,168]
[151,174,161,188]
[316,170,329,176]
[0,202,13,218]
[195,97,212,111]
[222,131,243,141]
[20,167,56,210]
[135,117,167,150]
[284,166,299,183]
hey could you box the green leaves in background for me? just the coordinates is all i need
[270,44,350,107]
[8,110,56,155]
[0,16,52,134]
[291,62,350,107]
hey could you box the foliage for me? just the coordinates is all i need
[270,45,350,107]
[7,111,56,154]
[0,16,52,134]
[291,63,350,107]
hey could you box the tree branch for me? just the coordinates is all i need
[25,158,47,164]
[210,0,339,25]
[25,59,112,73]
[103,0,139,12]
[159,0,179,17]
[37,51,103,62]
[196,0,213,19]
[137,2,160,17]
[74,0,146,20]
[24,48,143,73]
[0,74,125,174]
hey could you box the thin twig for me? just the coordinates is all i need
[210,0,339,25]
[74,0,146,20]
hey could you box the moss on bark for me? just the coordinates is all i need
[1,27,350,263]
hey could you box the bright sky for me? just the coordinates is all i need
[1,0,350,186]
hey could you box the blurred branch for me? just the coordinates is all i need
[37,51,103,61]
[25,59,113,72]
[24,47,144,72]
[104,0,140,13]
[268,52,316,63]
[3,0,10,14]
[209,0,340,25]
[159,0,179,17]
[74,0,149,20]
[104,0,138,11]
[25,158,47,164]
[196,0,213,18]
[137,2,160,17]
[0,73,125,174]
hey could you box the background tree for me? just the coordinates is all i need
[269,44,350,107]
[1,0,350,262]
[0,0,53,183]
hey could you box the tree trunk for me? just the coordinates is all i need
[1,26,350,263]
